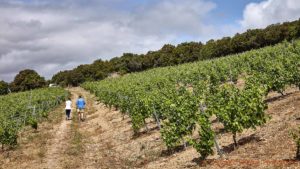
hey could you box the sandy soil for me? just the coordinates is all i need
[43,115,70,168]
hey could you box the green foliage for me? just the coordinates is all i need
[190,112,215,160]
[28,117,38,130]
[160,86,198,148]
[0,88,67,148]
[52,59,113,86]
[209,84,268,147]
[0,120,19,148]
[83,37,300,160]
[10,69,46,92]
[0,80,9,95]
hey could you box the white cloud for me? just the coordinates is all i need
[130,0,216,36]
[240,0,300,29]
[0,0,216,82]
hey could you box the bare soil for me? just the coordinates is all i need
[1,87,300,169]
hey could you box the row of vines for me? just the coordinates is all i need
[83,40,300,159]
[0,87,68,149]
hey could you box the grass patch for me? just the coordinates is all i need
[65,118,84,156]
[63,113,86,168]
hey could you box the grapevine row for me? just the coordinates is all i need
[0,87,68,148]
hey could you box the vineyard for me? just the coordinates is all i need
[0,87,68,148]
[82,40,300,159]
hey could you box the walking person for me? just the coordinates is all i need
[76,95,86,121]
[65,97,72,120]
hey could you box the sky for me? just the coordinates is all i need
[0,0,300,82]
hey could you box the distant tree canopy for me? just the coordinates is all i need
[51,19,300,86]
[0,80,9,95]
[10,69,46,92]
[52,59,114,86]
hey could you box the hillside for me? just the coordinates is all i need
[81,39,300,167]
[1,87,300,168]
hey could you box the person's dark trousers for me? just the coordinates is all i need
[66,109,71,119]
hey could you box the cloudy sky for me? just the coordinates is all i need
[0,0,300,82]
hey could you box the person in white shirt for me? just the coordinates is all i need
[65,98,72,120]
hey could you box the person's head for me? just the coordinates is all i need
[79,95,82,98]
[68,97,71,100]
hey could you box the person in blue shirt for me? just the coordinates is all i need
[76,95,86,121]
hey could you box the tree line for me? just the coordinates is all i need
[51,19,300,86]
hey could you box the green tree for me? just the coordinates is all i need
[51,70,70,86]
[0,80,9,95]
[10,69,46,92]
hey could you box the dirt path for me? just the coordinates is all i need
[43,117,70,168]
[41,88,88,169]
[41,89,80,169]
[68,87,125,169]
